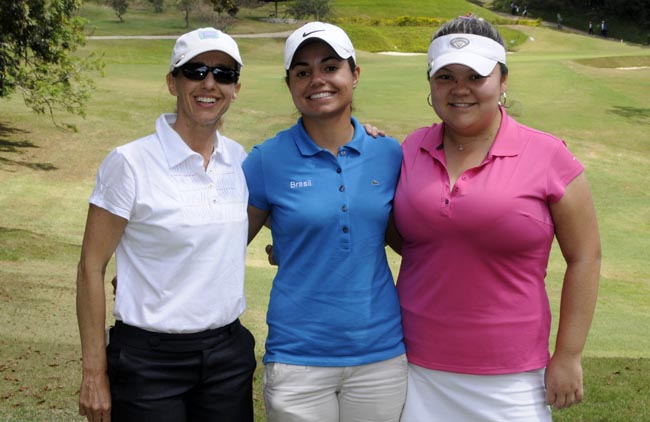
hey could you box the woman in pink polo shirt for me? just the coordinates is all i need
[391,17,601,421]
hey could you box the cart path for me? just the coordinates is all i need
[88,31,293,40]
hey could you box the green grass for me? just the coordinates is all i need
[332,0,496,20]
[80,1,191,35]
[2,0,650,420]
[78,0,298,36]
[513,4,650,46]
[567,357,650,420]
[78,0,529,54]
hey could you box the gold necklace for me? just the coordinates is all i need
[445,137,465,151]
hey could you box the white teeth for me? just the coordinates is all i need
[197,97,216,103]
[310,92,333,100]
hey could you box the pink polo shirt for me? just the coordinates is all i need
[394,109,584,375]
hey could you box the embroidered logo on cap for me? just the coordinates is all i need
[450,37,470,49]
[199,30,220,40]
[303,29,325,37]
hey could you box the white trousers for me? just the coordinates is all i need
[401,364,552,422]
[264,354,408,422]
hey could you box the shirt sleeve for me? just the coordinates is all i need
[89,149,136,220]
[242,145,269,211]
[546,141,585,204]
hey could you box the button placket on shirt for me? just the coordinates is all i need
[204,157,220,206]
[443,174,469,210]
[337,148,351,249]
[454,175,466,195]
[205,154,236,209]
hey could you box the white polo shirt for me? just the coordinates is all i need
[90,113,248,333]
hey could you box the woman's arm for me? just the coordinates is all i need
[385,212,403,255]
[76,205,128,421]
[545,172,601,409]
[247,205,270,245]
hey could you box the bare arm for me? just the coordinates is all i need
[76,205,128,421]
[545,173,601,409]
[247,204,270,245]
[385,212,403,255]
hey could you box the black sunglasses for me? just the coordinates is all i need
[174,63,240,84]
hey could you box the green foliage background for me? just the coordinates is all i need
[1,0,649,421]
[0,0,103,128]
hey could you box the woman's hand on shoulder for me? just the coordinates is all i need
[363,123,386,138]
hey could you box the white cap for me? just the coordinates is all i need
[284,22,355,70]
[170,27,243,71]
[427,33,506,78]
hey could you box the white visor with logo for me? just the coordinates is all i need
[427,33,506,77]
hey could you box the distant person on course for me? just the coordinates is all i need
[76,27,256,422]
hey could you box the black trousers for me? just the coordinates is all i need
[107,319,256,422]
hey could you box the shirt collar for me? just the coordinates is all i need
[292,116,365,157]
[156,113,230,169]
[421,108,522,159]
[489,108,522,157]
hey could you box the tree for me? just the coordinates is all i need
[271,0,279,17]
[148,0,164,13]
[286,0,331,21]
[207,0,238,16]
[260,0,288,18]
[109,0,129,22]
[0,0,103,129]
[176,0,199,28]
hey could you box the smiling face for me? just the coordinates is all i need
[429,63,507,138]
[286,41,359,122]
[166,50,240,135]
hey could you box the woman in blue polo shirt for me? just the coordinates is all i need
[243,22,407,422]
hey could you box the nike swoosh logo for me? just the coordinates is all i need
[303,29,325,37]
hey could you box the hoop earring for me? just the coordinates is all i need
[427,93,433,107]
[498,92,507,106]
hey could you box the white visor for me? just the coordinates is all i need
[427,33,506,78]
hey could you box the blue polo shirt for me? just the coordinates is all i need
[243,117,405,366]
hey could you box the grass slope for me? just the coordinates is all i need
[332,0,493,19]
[1,1,650,420]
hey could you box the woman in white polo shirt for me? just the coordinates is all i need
[76,28,256,421]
